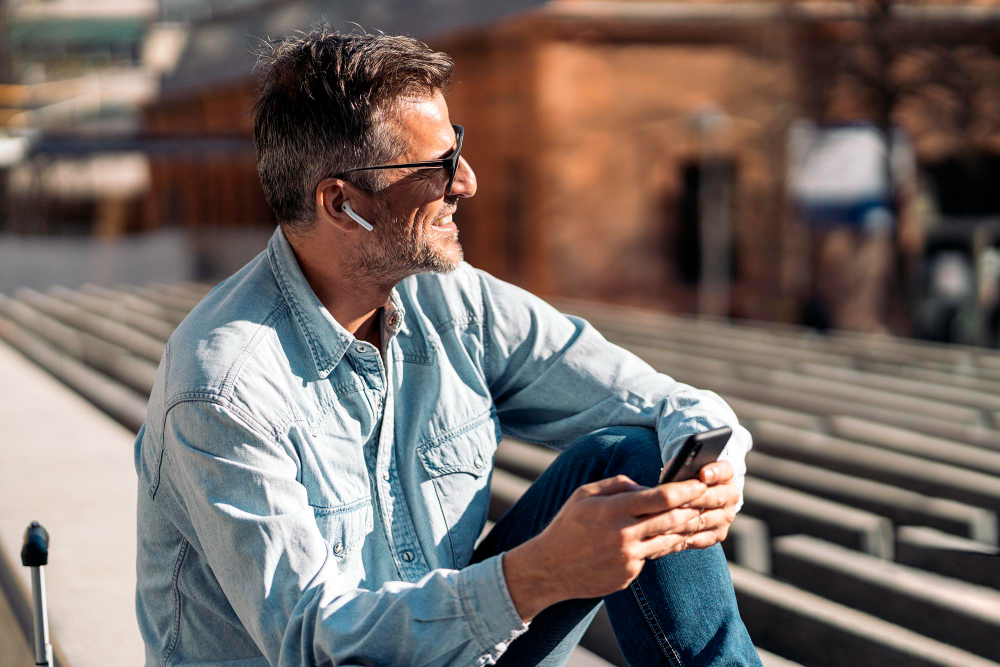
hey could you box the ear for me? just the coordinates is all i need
[315,177,362,233]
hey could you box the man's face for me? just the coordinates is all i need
[352,91,476,285]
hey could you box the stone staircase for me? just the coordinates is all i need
[2,282,999,666]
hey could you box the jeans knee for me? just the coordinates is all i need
[570,426,662,487]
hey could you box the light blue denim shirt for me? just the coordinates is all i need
[134,226,751,667]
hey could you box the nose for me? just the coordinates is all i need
[449,156,477,198]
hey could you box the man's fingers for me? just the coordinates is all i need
[633,507,702,539]
[638,531,687,560]
[644,527,729,560]
[679,481,739,510]
[698,460,734,485]
[676,508,730,536]
[576,475,643,499]
[622,479,707,516]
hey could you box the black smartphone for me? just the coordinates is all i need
[658,426,732,484]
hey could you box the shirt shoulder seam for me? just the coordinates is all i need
[162,393,284,441]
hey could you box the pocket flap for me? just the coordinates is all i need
[312,497,373,558]
[418,416,498,479]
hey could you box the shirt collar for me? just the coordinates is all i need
[266,226,406,380]
[267,226,354,379]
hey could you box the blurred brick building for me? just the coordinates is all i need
[138,0,1000,328]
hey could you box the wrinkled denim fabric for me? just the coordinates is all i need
[134,225,751,666]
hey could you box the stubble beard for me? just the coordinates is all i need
[352,198,464,292]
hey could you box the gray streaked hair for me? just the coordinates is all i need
[250,24,454,232]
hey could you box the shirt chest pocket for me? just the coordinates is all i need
[417,413,500,567]
[312,497,374,572]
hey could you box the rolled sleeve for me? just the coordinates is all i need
[477,269,751,512]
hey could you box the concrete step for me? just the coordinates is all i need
[52,285,176,342]
[609,334,996,438]
[830,416,1000,465]
[731,563,1000,667]
[894,526,1000,590]
[642,363,999,448]
[736,365,985,425]
[772,534,1000,661]
[751,420,1000,516]
[723,397,822,431]
[721,513,772,574]
[0,293,158,397]
[746,451,998,544]
[81,283,189,325]
[0,312,148,431]
[742,476,894,558]
[756,648,803,667]
[17,287,166,363]
[800,362,1000,413]
[560,299,1000,381]
[124,284,202,312]
[565,644,616,667]
[556,297,1000,371]
[146,281,212,301]
[858,359,1000,395]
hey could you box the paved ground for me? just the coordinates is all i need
[0,339,144,666]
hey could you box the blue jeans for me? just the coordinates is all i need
[471,426,762,666]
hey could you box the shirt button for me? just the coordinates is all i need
[333,542,344,555]
[474,456,485,469]
[402,550,414,562]
[387,312,399,327]
[381,470,390,482]
[355,343,367,353]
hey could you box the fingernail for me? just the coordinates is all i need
[704,469,715,483]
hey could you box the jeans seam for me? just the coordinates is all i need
[631,577,682,667]
[163,539,190,665]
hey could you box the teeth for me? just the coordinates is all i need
[434,214,453,227]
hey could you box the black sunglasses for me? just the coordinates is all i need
[334,124,464,195]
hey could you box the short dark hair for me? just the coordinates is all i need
[251,25,454,232]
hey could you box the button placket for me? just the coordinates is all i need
[375,349,427,581]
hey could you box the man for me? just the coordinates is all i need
[134,26,761,667]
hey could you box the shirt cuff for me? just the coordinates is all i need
[457,553,531,662]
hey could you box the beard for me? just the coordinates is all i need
[351,196,464,291]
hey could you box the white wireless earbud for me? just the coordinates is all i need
[341,200,373,232]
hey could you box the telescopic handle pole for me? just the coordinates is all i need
[21,521,54,666]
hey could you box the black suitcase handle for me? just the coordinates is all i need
[21,521,50,568]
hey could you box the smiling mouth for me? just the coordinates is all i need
[431,210,456,228]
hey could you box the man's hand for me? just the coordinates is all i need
[503,474,711,621]
[652,460,739,556]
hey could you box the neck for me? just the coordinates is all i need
[286,230,391,347]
